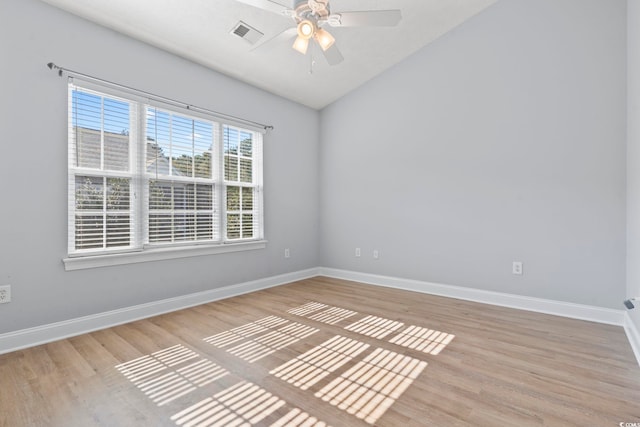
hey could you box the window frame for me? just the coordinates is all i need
[64,80,266,271]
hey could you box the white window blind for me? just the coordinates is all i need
[145,107,219,245]
[223,125,263,241]
[68,86,136,252]
[68,82,264,258]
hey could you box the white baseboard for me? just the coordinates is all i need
[318,267,626,326]
[0,268,320,355]
[1,266,631,361]
[624,312,640,366]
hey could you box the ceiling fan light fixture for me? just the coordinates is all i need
[292,36,310,54]
[297,19,315,39]
[314,27,335,51]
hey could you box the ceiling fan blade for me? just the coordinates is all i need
[321,43,344,66]
[250,27,297,51]
[234,0,290,15]
[330,10,402,27]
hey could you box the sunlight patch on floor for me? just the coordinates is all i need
[270,408,333,427]
[203,316,318,363]
[270,335,369,390]
[389,325,455,355]
[203,316,288,348]
[344,315,404,339]
[288,302,358,325]
[287,301,455,356]
[116,345,229,406]
[288,302,329,316]
[308,307,358,325]
[116,311,438,425]
[315,348,427,424]
[171,381,285,427]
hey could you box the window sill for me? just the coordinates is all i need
[63,240,267,271]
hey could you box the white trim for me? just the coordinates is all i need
[0,268,319,355]
[624,312,640,366]
[318,268,626,326]
[63,240,267,271]
[3,266,634,365]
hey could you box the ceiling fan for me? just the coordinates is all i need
[236,0,402,65]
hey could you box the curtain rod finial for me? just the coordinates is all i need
[47,62,63,76]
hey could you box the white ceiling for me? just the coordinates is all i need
[40,0,499,109]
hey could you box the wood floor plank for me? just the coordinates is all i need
[1,276,639,426]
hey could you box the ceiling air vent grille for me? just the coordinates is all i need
[230,21,264,45]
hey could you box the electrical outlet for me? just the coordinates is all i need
[0,285,11,303]
[284,248,290,259]
[355,248,361,257]
[512,261,523,275]
[373,250,379,260]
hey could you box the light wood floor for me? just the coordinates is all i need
[2,276,640,426]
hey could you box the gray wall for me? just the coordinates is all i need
[628,0,640,328]
[0,0,320,334]
[0,0,631,337]
[320,0,627,308]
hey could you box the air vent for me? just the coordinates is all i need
[230,21,264,45]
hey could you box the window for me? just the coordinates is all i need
[67,82,264,263]
[145,108,218,244]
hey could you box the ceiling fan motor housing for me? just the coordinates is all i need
[294,0,330,21]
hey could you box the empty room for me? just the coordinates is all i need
[1,0,640,425]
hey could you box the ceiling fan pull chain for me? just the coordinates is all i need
[309,52,315,75]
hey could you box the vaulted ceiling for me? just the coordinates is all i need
[40,0,499,109]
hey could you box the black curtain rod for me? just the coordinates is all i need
[47,62,274,131]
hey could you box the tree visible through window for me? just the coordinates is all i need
[224,126,255,240]
[146,108,216,244]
